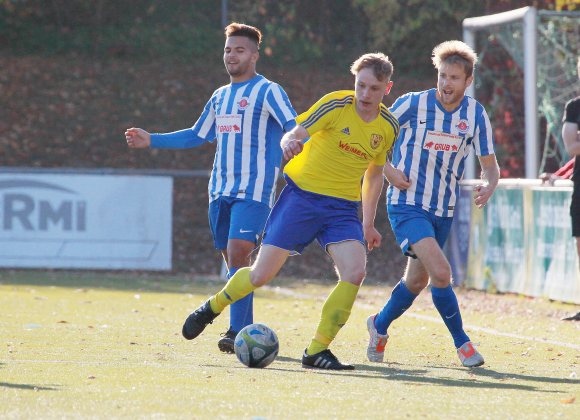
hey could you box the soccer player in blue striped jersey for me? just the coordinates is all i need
[125,23,297,353]
[366,40,500,367]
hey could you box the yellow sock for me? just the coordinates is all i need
[209,267,256,313]
[306,281,359,355]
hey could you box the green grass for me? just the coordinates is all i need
[1,271,579,419]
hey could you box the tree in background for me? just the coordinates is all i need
[0,0,557,74]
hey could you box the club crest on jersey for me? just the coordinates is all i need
[370,134,383,149]
[238,97,250,110]
[341,127,350,135]
[456,119,469,134]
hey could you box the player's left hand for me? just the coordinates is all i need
[282,139,303,161]
[364,226,382,251]
[473,183,494,208]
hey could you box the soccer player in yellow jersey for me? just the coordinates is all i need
[181,53,399,370]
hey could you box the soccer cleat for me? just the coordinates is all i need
[366,314,389,362]
[182,300,219,340]
[561,311,580,321]
[301,349,355,370]
[457,341,484,367]
[217,327,237,353]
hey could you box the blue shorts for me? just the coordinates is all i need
[208,196,271,250]
[387,204,453,258]
[262,178,363,254]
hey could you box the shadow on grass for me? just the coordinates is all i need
[273,356,566,392]
[0,382,58,391]
[438,365,580,386]
[0,270,330,295]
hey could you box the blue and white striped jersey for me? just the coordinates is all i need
[151,74,296,206]
[387,88,495,217]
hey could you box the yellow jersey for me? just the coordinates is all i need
[284,90,399,201]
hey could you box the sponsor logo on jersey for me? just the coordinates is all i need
[370,134,383,149]
[216,114,242,134]
[338,141,368,159]
[423,130,461,152]
[424,141,459,152]
[341,127,350,135]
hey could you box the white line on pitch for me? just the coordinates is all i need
[408,313,580,350]
[265,286,580,351]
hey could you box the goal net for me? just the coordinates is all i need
[463,7,580,178]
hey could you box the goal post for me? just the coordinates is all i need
[463,6,580,179]
[463,7,537,179]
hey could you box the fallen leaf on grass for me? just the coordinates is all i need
[560,396,575,404]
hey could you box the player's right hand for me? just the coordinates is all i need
[125,127,151,148]
[364,226,382,251]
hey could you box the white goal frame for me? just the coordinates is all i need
[463,6,538,179]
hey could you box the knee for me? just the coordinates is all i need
[404,276,428,294]
[249,267,273,287]
[428,264,452,287]
[341,267,366,286]
[227,248,252,268]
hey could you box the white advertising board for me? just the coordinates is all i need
[0,174,172,270]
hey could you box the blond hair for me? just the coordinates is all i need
[432,40,478,78]
[350,52,393,82]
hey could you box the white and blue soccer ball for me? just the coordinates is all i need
[234,323,279,368]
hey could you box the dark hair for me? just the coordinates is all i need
[225,22,262,49]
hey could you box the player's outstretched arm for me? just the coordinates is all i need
[280,125,308,161]
[125,128,151,148]
[474,153,500,208]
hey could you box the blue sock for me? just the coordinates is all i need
[228,267,253,332]
[431,285,470,348]
[374,279,417,334]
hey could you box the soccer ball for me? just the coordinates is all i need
[234,323,279,368]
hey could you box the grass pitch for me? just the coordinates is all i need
[1,271,578,419]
